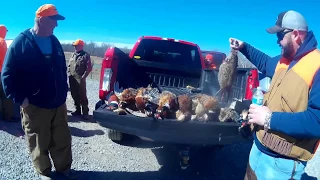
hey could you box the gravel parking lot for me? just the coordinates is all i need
[0,79,319,180]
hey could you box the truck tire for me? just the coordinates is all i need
[108,129,124,142]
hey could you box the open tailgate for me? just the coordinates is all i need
[94,105,251,145]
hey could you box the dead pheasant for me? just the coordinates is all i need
[219,99,251,123]
[191,94,220,122]
[215,47,239,101]
[218,108,240,122]
[176,94,193,122]
[135,85,161,117]
[154,91,179,120]
[113,81,138,115]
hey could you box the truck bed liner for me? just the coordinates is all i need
[94,105,250,145]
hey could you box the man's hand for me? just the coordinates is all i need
[21,98,29,109]
[248,104,272,126]
[229,38,244,50]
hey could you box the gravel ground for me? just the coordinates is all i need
[0,79,319,180]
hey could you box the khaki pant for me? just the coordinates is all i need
[0,77,15,120]
[21,103,72,176]
[69,75,89,115]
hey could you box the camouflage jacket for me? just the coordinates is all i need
[68,50,92,79]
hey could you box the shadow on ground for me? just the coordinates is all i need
[52,169,318,180]
[67,114,96,123]
[150,143,252,180]
[110,134,163,149]
[110,135,252,179]
[69,126,104,137]
[0,119,24,137]
[0,103,23,137]
[102,138,318,180]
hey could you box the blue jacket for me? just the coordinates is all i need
[1,29,68,109]
[240,31,320,157]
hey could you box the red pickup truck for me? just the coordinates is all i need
[93,36,267,146]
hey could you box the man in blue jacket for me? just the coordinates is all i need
[230,10,320,179]
[1,4,76,180]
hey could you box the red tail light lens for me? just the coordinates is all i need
[99,47,118,100]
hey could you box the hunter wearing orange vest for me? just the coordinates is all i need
[230,11,320,179]
[0,25,15,122]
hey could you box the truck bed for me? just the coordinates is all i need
[94,104,250,145]
[94,43,252,145]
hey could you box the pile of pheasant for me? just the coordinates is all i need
[105,48,249,124]
[106,84,249,124]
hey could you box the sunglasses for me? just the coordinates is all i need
[277,29,293,40]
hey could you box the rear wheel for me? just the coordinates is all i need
[108,129,124,142]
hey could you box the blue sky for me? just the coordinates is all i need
[1,0,320,56]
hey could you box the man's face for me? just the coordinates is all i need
[39,16,58,35]
[74,45,83,52]
[277,29,295,59]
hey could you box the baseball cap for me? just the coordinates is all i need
[205,54,213,60]
[72,39,85,46]
[35,4,65,20]
[266,10,308,34]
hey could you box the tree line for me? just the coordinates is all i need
[60,42,131,57]
[61,42,254,68]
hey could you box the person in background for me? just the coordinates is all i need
[230,10,320,180]
[1,4,76,180]
[204,54,217,69]
[67,39,92,120]
[0,25,15,122]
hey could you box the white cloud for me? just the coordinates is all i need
[5,39,135,49]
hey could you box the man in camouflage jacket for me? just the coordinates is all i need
[68,39,92,120]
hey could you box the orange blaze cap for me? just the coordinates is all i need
[35,4,65,20]
[72,39,85,46]
[205,54,213,61]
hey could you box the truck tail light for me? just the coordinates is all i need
[99,47,119,100]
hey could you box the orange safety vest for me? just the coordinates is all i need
[255,49,320,161]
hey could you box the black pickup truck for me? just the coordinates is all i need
[93,36,264,146]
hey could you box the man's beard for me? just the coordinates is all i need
[282,40,294,59]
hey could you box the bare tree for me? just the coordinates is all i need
[61,42,255,69]
[61,42,131,57]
